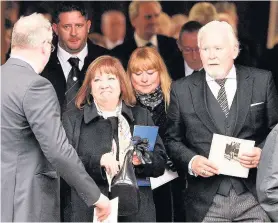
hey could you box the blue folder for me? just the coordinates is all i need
[133,125,159,186]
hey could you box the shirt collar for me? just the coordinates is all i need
[206,65,236,82]
[134,32,158,47]
[105,38,123,50]
[10,54,38,73]
[57,43,88,64]
[83,99,134,124]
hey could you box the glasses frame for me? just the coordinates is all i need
[181,47,200,55]
[44,40,55,52]
[49,42,55,53]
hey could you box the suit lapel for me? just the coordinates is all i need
[189,71,221,134]
[232,66,253,136]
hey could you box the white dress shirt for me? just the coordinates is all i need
[184,60,203,77]
[134,32,158,48]
[188,65,237,176]
[57,43,88,81]
[105,38,123,50]
[10,55,38,73]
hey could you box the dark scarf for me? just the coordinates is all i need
[135,86,163,110]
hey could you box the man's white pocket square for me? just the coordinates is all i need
[250,102,264,107]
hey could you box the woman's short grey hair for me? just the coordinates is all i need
[11,13,52,49]
[129,1,162,22]
[197,20,239,50]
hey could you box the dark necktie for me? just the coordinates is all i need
[192,70,198,75]
[215,79,229,118]
[64,57,80,111]
[145,42,153,47]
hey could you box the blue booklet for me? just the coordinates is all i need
[133,125,159,186]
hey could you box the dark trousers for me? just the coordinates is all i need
[119,187,156,222]
[153,177,186,222]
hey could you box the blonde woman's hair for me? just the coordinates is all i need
[11,13,52,49]
[129,1,162,22]
[76,55,136,109]
[127,47,172,107]
[188,2,218,25]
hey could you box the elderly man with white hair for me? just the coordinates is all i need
[165,20,278,221]
[1,13,111,222]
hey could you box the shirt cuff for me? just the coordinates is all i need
[94,193,107,206]
[188,155,198,177]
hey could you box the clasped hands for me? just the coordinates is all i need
[192,147,261,178]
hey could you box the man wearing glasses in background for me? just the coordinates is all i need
[174,21,203,79]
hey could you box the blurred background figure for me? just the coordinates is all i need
[188,2,218,25]
[157,12,173,37]
[112,1,182,81]
[4,19,13,60]
[127,47,186,222]
[214,1,258,67]
[5,1,20,25]
[214,2,238,35]
[24,5,52,22]
[175,21,203,78]
[171,14,188,39]
[88,32,106,48]
[101,10,126,49]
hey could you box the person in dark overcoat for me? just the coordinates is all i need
[62,55,167,222]
[127,47,186,222]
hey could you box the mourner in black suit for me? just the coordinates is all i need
[165,21,278,222]
[112,1,182,80]
[41,2,108,111]
[173,21,203,80]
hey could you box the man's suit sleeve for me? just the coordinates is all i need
[22,77,101,207]
[258,72,278,149]
[256,125,278,221]
[165,82,197,173]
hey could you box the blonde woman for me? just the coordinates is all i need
[127,47,186,222]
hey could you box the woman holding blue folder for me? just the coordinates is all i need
[127,47,186,222]
[62,55,167,222]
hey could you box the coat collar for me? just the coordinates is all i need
[83,100,135,124]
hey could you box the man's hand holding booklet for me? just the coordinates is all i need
[208,134,255,178]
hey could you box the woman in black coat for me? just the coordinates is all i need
[62,55,167,222]
[127,47,186,222]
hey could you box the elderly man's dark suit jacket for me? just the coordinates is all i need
[111,34,183,81]
[41,40,109,109]
[165,65,278,222]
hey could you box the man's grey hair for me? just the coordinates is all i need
[11,13,52,49]
[197,20,239,50]
[128,1,162,22]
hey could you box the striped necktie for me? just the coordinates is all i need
[64,57,80,111]
[215,79,229,118]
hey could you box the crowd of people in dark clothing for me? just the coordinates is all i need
[2,1,278,222]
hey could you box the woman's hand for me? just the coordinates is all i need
[100,153,120,176]
[132,151,142,166]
